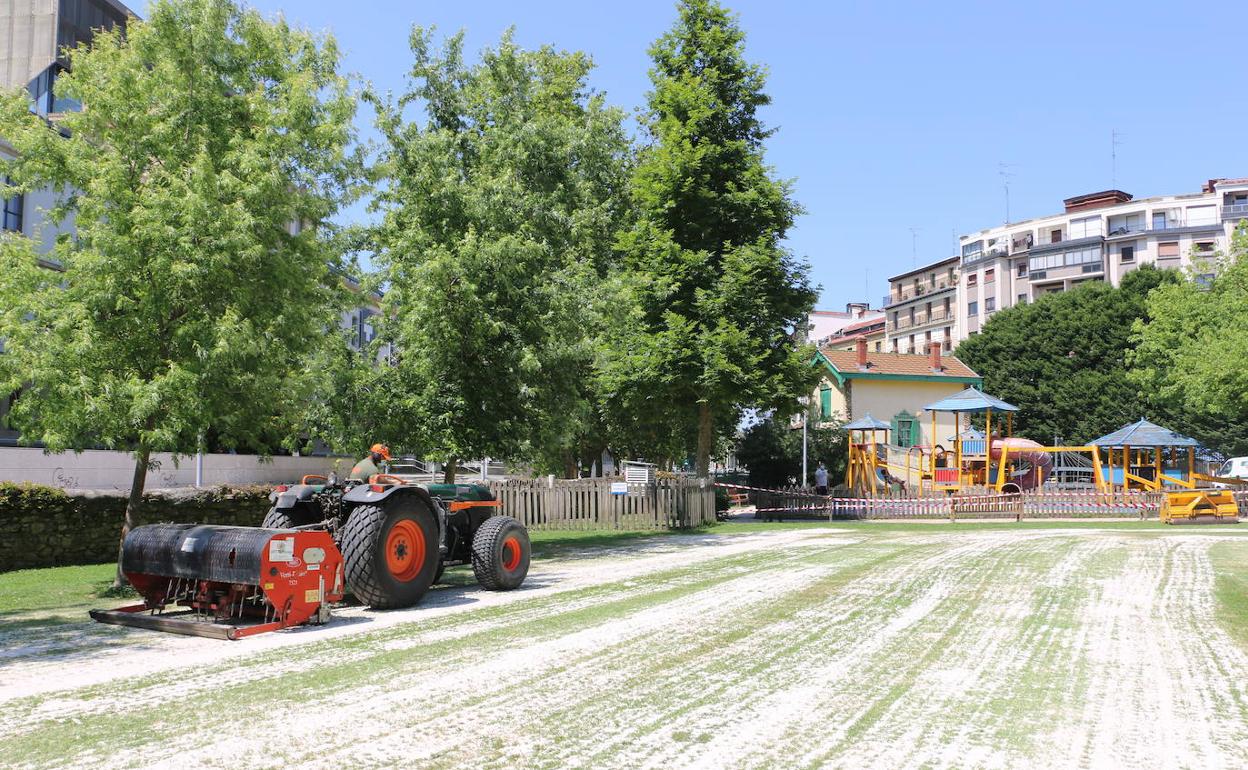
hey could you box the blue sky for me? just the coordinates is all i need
[148,1,1248,309]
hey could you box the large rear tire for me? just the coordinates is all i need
[340,498,440,609]
[471,516,530,591]
[261,507,295,529]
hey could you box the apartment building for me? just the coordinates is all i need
[822,313,887,353]
[883,256,959,355]
[803,303,882,345]
[957,179,1248,340]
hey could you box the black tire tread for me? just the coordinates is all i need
[338,504,393,608]
[471,515,530,591]
[261,507,296,529]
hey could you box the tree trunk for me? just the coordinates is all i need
[696,401,714,478]
[442,458,458,484]
[563,450,579,479]
[114,447,150,588]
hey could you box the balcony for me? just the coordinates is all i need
[885,282,954,307]
[1224,204,1248,220]
[890,308,951,330]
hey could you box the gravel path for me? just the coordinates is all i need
[1,527,1246,769]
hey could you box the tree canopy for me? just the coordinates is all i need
[600,0,816,476]
[0,0,359,573]
[365,28,632,478]
[1132,224,1248,455]
[955,266,1181,445]
[733,410,846,489]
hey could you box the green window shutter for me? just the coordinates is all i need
[911,419,923,448]
[890,414,901,447]
[819,385,832,419]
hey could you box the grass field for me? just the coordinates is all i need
[2,521,1247,769]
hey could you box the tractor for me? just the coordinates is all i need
[265,473,531,608]
[90,472,531,639]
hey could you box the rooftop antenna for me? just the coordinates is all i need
[1111,129,1124,188]
[998,162,1016,224]
[908,227,920,267]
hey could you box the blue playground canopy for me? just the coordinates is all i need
[923,387,1019,414]
[844,413,891,431]
[1091,418,1201,448]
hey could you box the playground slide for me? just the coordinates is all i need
[991,438,1053,491]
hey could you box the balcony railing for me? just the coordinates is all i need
[886,282,954,306]
[891,308,951,330]
[1224,203,1248,219]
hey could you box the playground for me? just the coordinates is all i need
[2,521,1247,769]
[841,387,1245,523]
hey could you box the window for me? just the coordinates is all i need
[2,178,22,233]
[1195,241,1216,257]
[1028,245,1102,272]
[819,384,832,419]
[1017,263,1027,278]
[894,412,918,448]
[984,268,995,284]
[1196,273,1216,288]
[874,341,881,352]
[968,301,979,317]
[967,273,978,287]
[1158,242,1180,259]
[1120,245,1135,263]
[985,297,996,312]
[1069,216,1103,239]
[1018,293,1028,304]
[962,240,983,259]
[1050,229,1063,244]
[1187,205,1217,226]
[908,334,915,352]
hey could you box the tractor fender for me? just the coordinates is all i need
[342,484,449,556]
[270,484,324,509]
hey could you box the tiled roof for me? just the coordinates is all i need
[833,317,886,335]
[818,348,980,379]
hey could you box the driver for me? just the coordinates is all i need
[349,443,391,481]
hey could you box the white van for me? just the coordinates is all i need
[1215,457,1248,481]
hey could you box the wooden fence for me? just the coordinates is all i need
[486,477,717,531]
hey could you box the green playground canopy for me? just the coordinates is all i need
[1090,418,1201,448]
[923,387,1019,414]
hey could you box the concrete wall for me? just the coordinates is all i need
[0,447,350,490]
[0,0,57,90]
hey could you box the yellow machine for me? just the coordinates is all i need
[1159,489,1240,524]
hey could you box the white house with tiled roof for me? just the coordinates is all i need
[812,339,982,450]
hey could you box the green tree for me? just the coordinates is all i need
[601,0,816,477]
[734,410,846,489]
[955,266,1182,444]
[366,29,632,480]
[0,0,358,581]
[1132,224,1248,455]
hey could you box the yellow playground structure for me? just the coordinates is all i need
[843,389,1246,520]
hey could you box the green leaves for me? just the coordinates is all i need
[0,0,359,458]
[1131,224,1248,453]
[367,27,631,468]
[602,0,815,473]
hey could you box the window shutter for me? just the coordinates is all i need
[912,419,923,448]
[819,385,832,419]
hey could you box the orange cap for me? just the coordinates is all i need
[370,443,391,460]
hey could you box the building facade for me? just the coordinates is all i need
[803,303,883,346]
[811,339,981,450]
[823,313,886,353]
[883,256,959,355]
[956,179,1248,340]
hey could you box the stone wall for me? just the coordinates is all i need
[0,483,273,572]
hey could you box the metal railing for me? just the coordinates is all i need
[1223,203,1248,219]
